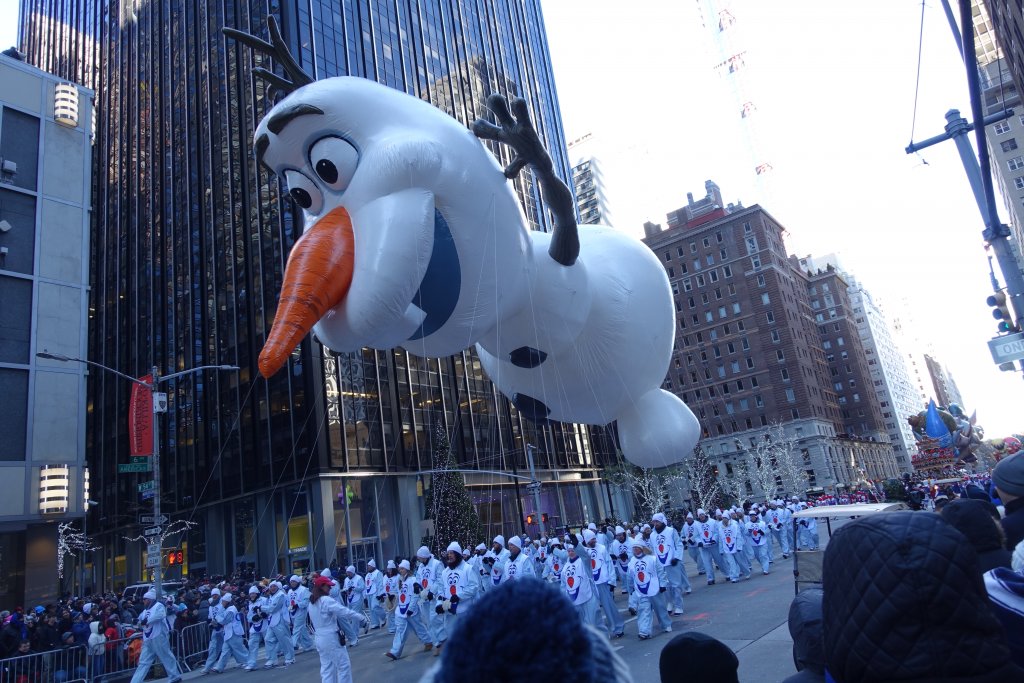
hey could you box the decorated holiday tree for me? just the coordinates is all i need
[423,421,483,556]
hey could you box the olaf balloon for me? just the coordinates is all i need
[226,19,700,468]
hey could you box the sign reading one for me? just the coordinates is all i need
[988,332,1024,364]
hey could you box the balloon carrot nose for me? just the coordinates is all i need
[259,207,355,378]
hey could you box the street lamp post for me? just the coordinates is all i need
[37,351,237,598]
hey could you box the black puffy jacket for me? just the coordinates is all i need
[822,511,1024,683]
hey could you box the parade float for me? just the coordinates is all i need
[907,401,982,474]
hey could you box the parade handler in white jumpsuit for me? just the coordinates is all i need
[130,591,183,683]
[308,575,367,683]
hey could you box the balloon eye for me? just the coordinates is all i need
[289,187,312,208]
[315,159,338,184]
[283,170,322,214]
[308,136,358,191]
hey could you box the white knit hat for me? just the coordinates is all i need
[248,586,259,595]
[614,525,625,535]
[652,512,667,525]
[386,560,396,569]
[398,560,411,571]
[508,535,523,549]
[289,575,301,584]
[367,559,376,569]
[493,534,505,547]
[583,529,596,543]
[211,588,221,596]
[220,593,232,602]
[416,546,431,559]
[447,541,463,555]
[1013,539,1024,573]
[143,590,156,600]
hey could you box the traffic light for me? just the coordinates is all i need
[987,292,1015,333]
[526,514,534,525]
[167,550,184,566]
[526,513,549,525]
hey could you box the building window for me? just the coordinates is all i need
[683,278,692,291]
[771,329,781,343]
[719,306,728,319]
[761,292,770,305]
[743,221,751,233]
[837,336,845,346]
[1002,138,1019,152]
[746,357,755,369]
[1009,155,1024,170]
[706,311,714,322]
[995,120,1012,135]
[755,394,764,407]
[731,360,740,373]
[781,368,790,381]
[724,265,733,278]
[756,274,766,287]
[696,275,706,287]
[785,388,796,403]
[716,231,724,243]
[733,302,741,314]
[766,311,775,323]
[741,338,750,350]
[727,341,735,353]
[706,254,715,266]
[665,251,672,261]
[777,349,785,362]
[701,292,710,304]
[677,247,685,257]
[720,248,728,259]
[750,376,758,387]
[823,340,832,349]
[667,266,675,278]
[1015,176,1024,190]
[751,256,761,269]
[709,270,719,282]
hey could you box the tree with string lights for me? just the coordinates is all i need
[423,422,483,556]
[57,521,97,580]
[685,444,722,512]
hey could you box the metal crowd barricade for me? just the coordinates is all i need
[89,632,142,683]
[0,644,88,683]
[175,622,210,672]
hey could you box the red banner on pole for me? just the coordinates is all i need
[129,375,153,457]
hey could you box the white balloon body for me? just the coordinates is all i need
[254,76,700,467]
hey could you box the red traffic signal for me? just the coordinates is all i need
[167,550,184,565]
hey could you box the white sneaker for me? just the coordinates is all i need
[664,626,673,633]
[673,610,684,616]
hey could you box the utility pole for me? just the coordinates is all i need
[36,352,237,598]
[906,0,1024,372]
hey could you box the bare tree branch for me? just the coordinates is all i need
[58,522,97,579]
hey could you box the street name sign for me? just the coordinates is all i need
[138,480,156,492]
[147,541,160,556]
[988,332,1024,364]
[118,463,152,473]
[130,456,150,464]
[143,526,162,537]
[146,555,161,568]
[139,514,168,525]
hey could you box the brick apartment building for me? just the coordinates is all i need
[643,182,901,500]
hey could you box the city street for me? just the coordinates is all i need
[176,562,799,682]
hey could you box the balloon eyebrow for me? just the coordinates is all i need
[266,103,324,135]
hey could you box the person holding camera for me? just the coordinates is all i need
[287,575,313,653]
[308,575,366,683]
[384,560,430,661]
[262,581,294,668]
[129,591,182,683]
[243,586,269,671]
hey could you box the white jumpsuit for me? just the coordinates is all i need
[307,596,365,683]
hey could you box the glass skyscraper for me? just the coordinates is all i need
[19,0,623,588]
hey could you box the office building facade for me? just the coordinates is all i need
[0,52,93,609]
[643,181,899,500]
[21,0,621,589]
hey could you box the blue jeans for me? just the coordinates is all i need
[130,636,181,683]
[637,592,671,637]
[213,635,247,671]
[595,583,625,635]
[388,613,430,658]
[246,627,267,668]
[203,629,223,672]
